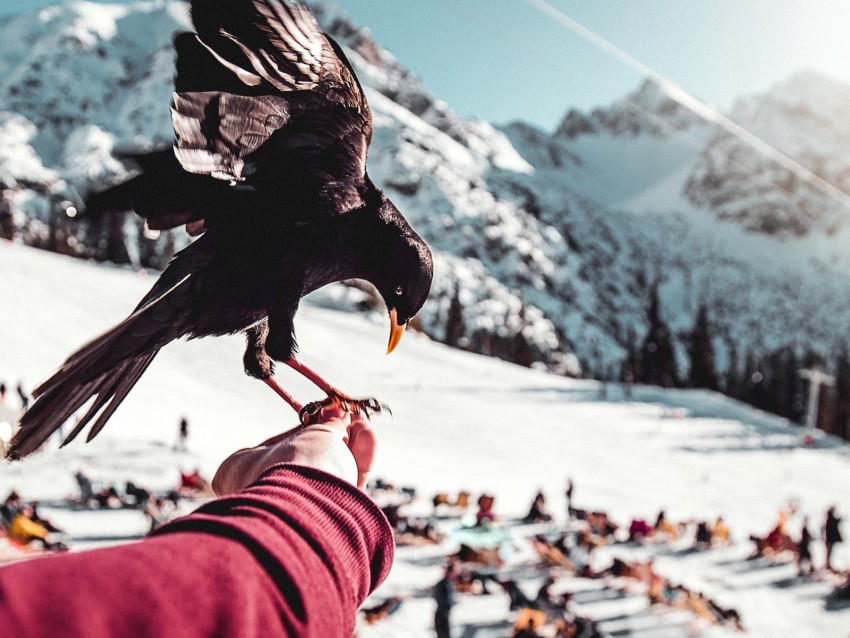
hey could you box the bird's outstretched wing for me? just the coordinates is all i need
[172,0,372,188]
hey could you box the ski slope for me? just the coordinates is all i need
[1,240,849,637]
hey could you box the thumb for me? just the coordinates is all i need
[347,418,377,490]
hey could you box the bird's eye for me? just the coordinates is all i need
[394,285,404,296]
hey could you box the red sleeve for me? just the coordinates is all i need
[0,464,394,638]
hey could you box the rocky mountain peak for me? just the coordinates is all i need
[554,78,704,141]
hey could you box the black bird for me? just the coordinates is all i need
[7,0,433,460]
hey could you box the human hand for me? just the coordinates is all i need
[211,406,377,496]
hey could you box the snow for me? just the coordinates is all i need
[0,113,58,186]
[2,241,850,636]
[553,130,709,208]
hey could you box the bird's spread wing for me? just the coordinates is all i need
[172,0,371,187]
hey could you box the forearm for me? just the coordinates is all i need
[155,463,395,630]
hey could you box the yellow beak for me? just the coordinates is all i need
[387,309,407,354]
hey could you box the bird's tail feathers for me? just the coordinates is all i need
[8,270,196,460]
[33,272,192,400]
[7,353,158,460]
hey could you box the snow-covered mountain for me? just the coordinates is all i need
[2,0,850,386]
[501,74,850,374]
[686,72,850,236]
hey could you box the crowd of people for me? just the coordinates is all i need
[1,391,846,635]
[363,477,847,637]
[0,409,212,563]
[747,504,844,577]
[89,465,210,508]
[70,467,211,531]
[1,463,214,561]
[516,508,744,635]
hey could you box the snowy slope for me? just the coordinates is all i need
[2,242,850,637]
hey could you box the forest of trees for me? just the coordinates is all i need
[621,284,850,442]
[438,275,850,442]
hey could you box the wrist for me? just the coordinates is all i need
[212,426,358,496]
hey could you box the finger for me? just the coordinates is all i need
[301,407,351,439]
[316,404,350,424]
[257,406,350,447]
[347,419,377,490]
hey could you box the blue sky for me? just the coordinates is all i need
[4,0,850,131]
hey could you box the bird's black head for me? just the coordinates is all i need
[357,190,433,354]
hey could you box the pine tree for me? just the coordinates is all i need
[834,342,850,441]
[444,284,465,348]
[784,347,804,424]
[620,326,640,384]
[819,384,838,437]
[762,346,798,419]
[742,351,765,409]
[686,303,718,390]
[639,285,678,387]
[724,338,740,397]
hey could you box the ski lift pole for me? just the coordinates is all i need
[798,368,835,444]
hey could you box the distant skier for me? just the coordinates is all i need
[695,521,712,548]
[797,517,813,576]
[175,417,189,452]
[16,383,29,411]
[0,381,6,403]
[524,490,552,523]
[432,562,457,638]
[711,516,731,544]
[824,506,843,572]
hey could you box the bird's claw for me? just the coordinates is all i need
[298,400,326,425]
[334,395,388,419]
[298,395,389,425]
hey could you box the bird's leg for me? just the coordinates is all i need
[244,321,305,415]
[284,357,385,422]
[262,376,305,415]
[261,299,385,424]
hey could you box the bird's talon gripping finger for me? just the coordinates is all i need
[345,397,384,418]
[366,398,382,412]
[299,401,323,425]
[310,395,386,420]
